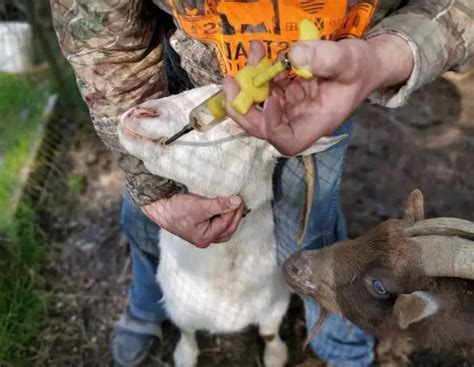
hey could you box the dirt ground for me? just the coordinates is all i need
[31,73,474,367]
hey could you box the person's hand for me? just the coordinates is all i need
[142,193,244,248]
[223,35,413,156]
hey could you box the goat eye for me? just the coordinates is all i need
[372,279,387,295]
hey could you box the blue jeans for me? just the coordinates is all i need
[120,120,374,367]
[120,196,168,324]
[271,120,374,367]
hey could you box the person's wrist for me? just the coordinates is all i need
[142,196,170,227]
[365,34,414,89]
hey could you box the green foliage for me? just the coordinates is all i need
[0,73,51,224]
[67,174,85,194]
[59,67,88,113]
[0,4,88,364]
[0,202,46,366]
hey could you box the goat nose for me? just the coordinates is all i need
[287,263,301,277]
[283,254,308,279]
[133,106,160,118]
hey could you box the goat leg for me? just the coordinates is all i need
[174,329,198,367]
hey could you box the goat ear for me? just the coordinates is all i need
[394,291,439,330]
[264,134,348,159]
[403,189,424,222]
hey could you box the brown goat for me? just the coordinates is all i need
[284,190,474,363]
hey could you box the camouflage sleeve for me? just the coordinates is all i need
[50,0,181,206]
[366,0,474,108]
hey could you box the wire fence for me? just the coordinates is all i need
[0,0,88,224]
[0,0,68,89]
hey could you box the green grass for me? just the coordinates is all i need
[67,174,86,194]
[0,73,51,224]
[0,61,87,365]
[0,203,45,366]
[0,73,51,365]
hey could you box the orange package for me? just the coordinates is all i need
[169,0,379,76]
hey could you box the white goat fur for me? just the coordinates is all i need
[118,85,346,366]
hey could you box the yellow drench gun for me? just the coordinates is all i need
[164,19,320,145]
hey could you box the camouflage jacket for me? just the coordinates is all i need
[50,0,473,206]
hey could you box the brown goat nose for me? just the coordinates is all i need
[286,262,302,277]
[283,253,308,280]
[290,263,300,274]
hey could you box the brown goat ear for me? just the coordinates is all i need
[403,189,425,222]
[394,292,439,330]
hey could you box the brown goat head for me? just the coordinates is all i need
[284,190,474,356]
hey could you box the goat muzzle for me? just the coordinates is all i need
[283,251,318,295]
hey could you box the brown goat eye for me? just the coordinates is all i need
[372,279,387,296]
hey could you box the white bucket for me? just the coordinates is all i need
[0,22,34,73]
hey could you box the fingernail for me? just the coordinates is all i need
[222,77,236,98]
[222,77,231,90]
[289,45,309,67]
[249,40,259,54]
[230,196,241,207]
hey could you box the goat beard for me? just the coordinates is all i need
[303,307,329,350]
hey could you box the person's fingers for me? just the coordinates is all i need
[271,67,291,100]
[299,78,319,99]
[306,77,320,100]
[247,41,266,66]
[222,76,240,100]
[141,201,167,227]
[271,83,285,99]
[262,96,285,133]
[214,204,244,242]
[200,208,238,245]
[200,195,242,218]
[270,84,286,108]
[222,78,267,138]
[260,95,296,153]
[273,70,290,85]
[285,81,306,105]
[191,237,212,248]
[142,194,242,248]
[215,233,233,243]
[191,211,233,248]
[288,40,349,79]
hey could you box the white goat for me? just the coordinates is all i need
[118,85,346,367]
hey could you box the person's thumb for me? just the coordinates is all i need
[222,77,240,108]
[202,195,242,218]
[288,40,348,79]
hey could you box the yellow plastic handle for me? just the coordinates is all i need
[232,58,273,115]
[292,19,321,79]
[207,92,227,120]
[207,19,321,119]
[232,20,322,115]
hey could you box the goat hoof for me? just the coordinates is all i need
[263,336,288,367]
[173,331,198,367]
